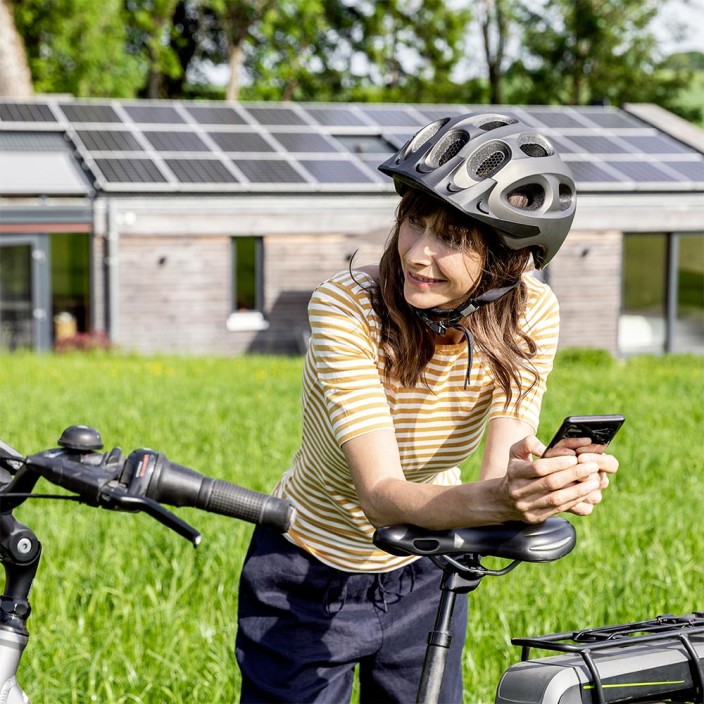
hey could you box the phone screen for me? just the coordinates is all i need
[543,414,625,458]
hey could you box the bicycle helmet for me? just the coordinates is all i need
[378,112,577,269]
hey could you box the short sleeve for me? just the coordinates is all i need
[489,275,560,431]
[308,273,395,446]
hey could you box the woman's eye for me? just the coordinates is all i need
[439,232,459,246]
[407,216,423,228]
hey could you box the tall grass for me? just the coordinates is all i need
[1,350,702,703]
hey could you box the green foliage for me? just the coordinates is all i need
[238,0,473,102]
[7,0,703,121]
[505,0,700,122]
[2,351,702,703]
[12,0,144,97]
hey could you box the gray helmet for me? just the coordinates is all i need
[378,112,576,268]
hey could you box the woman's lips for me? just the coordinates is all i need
[406,269,445,287]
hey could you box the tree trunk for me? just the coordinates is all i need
[226,43,243,101]
[0,0,34,97]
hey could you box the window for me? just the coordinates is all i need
[51,233,90,335]
[674,234,704,352]
[227,236,268,332]
[619,232,704,355]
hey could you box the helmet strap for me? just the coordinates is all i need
[412,280,520,389]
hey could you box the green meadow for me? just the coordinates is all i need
[1,350,702,703]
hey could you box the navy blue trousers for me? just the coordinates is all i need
[235,525,468,704]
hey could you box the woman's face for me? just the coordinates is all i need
[398,213,484,310]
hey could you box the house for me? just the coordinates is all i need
[0,98,702,356]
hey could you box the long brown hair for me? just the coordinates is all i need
[370,189,539,406]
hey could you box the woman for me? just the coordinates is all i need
[235,113,618,703]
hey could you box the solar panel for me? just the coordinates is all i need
[305,107,368,127]
[165,158,238,183]
[1,97,701,195]
[566,160,624,183]
[0,102,56,122]
[94,158,168,183]
[233,158,307,183]
[359,107,422,127]
[333,135,395,155]
[208,131,275,152]
[244,106,307,126]
[523,109,586,129]
[546,136,579,154]
[76,130,143,151]
[122,104,185,124]
[270,132,340,153]
[662,160,704,181]
[185,105,247,125]
[620,134,692,154]
[609,160,680,182]
[565,135,632,153]
[416,107,469,122]
[298,159,374,183]
[143,130,209,152]
[573,108,645,129]
[60,103,121,123]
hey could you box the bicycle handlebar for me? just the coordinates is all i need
[122,449,293,533]
[0,425,294,545]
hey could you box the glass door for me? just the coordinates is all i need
[0,235,51,351]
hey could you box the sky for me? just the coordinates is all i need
[653,0,704,53]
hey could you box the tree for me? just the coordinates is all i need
[0,0,33,97]
[234,0,473,103]
[12,0,143,97]
[124,0,183,98]
[505,0,694,113]
[474,0,524,105]
[203,0,276,100]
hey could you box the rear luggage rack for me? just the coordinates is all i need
[511,613,704,704]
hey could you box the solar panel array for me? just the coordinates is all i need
[0,98,702,194]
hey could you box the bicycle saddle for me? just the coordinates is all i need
[373,518,576,563]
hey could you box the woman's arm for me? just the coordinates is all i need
[343,419,609,530]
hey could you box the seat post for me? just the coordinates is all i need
[416,568,483,704]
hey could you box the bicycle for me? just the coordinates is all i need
[0,424,294,704]
[373,521,704,703]
[2,426,703,704]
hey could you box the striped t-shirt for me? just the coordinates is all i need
[273,269,560,572]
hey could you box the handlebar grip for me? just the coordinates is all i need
[128,451,294,533]
[197,477,294,532]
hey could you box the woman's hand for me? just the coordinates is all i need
[567,447,619,515]
[498,436,617,523]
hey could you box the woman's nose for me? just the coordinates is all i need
[407,229,436,261]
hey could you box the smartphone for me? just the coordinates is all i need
[542,414,625,457]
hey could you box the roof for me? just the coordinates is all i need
[0,97,703,197]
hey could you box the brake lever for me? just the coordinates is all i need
[25,449,201,546]
[98,486,201,546]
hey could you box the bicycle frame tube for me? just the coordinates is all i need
[0,629,30,703]
[1,513,39,704]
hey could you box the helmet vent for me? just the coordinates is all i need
[426,130,469,169]
[467,141,510,180]
[467,113,518,131]
[518,134,555,158]
[520,142,549,157]
[507,184,545,211]
[404,118,449,161]
[480,119,512,131]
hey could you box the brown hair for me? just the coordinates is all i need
[369,188,539,406]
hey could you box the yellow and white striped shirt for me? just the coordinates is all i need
[273,269,560,572]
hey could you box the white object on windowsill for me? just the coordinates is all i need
[226,311,270,332]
